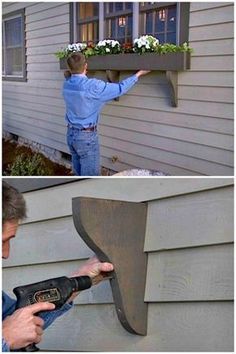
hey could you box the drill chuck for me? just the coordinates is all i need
[70,276,92,292]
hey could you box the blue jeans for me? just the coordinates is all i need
[67,126,100,176]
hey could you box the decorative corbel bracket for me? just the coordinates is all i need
[106,70,120,101]
[72,197,148,335]
[166,71,178,107]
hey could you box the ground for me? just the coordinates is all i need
[2,139,115,176]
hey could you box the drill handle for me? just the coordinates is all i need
[21,343,40,352]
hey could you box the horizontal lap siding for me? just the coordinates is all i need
[40,303,234,351]
[2,2,69,154]
[2,179,233,351]
[100,2,234,175]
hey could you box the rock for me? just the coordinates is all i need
[114,169,169,176]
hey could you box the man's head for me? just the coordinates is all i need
[66,53,87,75]
[2,182,26,259]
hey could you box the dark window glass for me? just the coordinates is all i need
[140,4,177,44]
[77,3,99,43]
[167,7,176,31]
[167,32,176,43]
[105,2,133,44]
[146,13,153,34]
[115,3,123,12]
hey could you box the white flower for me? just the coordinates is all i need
[106,48,111,53]
[67,42,87,52]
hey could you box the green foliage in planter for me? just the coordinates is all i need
[55,40,193,60]
[8,153,52,176]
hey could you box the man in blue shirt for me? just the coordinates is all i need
[63,53,150,176]
[2,182,113,351]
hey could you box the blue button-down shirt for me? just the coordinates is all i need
[63,73,138,129]
[2,291,72,351]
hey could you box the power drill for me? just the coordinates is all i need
[13,275,92,351]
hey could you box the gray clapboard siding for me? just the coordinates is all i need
[100,118,233,150]
[108,94,234,120]
[2,2,35,14]
[3,216,92,267]
[189,22,234,41]
[145,244,233,301]
[190,39,233,56]
[145,186,234,251]
[26,2,64,15]
[191,56,234,72]
[178,86,234,103]
[26,43,68,55]
[100,136,233,176]
[101,153,199,176]
[101,120,233,166]
[27,14,69,31]
[3,92,64,108]
[20,179,233,223]
[4,123,68,153]
[25,4,68,23]
[100,129,233,168]
[103,105,233,134]
[189,4,233,26]
[190,2,232,11]
[178,71,233,87]
[3,184,233,269]
[26,24,69,40]
[39,303,233,351]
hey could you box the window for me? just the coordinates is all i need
[2,10,26,81]
[77,3,99,44]
[70,3,189,46]
[140,3,177,44]
[104,2,133,44]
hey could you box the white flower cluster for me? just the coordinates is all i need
[67,43,87,52]
[96,39,120,48]
[133,35,159,49]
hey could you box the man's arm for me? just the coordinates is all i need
[88,70,150,102]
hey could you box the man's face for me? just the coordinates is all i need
[2,220,19,259]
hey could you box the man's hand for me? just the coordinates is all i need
[135,70,151,78]
[68,256,114,302]
[2,302,55,350]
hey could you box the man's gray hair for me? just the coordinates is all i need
[2,181,27,224]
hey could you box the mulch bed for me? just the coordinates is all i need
[3,139,72,176]
[2,139,115,176]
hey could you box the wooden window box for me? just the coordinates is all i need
[59,52,191,106]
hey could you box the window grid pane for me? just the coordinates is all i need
[3,14,24,77]
[77,3,99,43]
[105,2,133,44]
[140,5,177,44]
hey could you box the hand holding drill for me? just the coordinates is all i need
[3,257,114,351]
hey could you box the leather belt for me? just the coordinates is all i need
[68,125,97,132]
[81,126,97,132]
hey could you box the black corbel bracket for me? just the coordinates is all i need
[72,197,148,335]
[106,70,120,101]
[166,71,178,107]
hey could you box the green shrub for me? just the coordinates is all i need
[9,153,52,176]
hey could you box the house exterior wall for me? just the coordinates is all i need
[2,178,234,351]
[2,2,234,175]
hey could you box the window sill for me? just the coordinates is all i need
[59,52,191,106]
[2,75,27,82]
